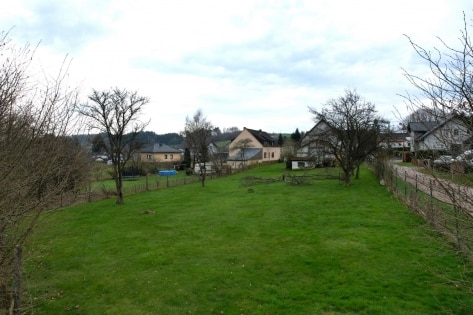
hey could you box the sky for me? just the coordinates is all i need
[1,0,473,134]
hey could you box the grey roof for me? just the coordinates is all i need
[138,143,181,153]
[227,148,262,161]
[407,121,441,133]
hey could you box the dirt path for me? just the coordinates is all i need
[390,163,473,214]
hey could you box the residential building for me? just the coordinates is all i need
[296,120,335,168]
[407,117,472,155]
[134,143,182,163]
[227,127,281,169]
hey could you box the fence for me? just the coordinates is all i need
[370,161,473,261]
[56,161,283,207]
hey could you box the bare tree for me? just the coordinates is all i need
[402,13,473,207]
[78,88,149,204]
[309,89,388,186]
[0,31,89,313]
[231,138,254,170]
[182,109,213,187]
[402,12,473,157]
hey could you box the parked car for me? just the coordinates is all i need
[455,150,473,163]
[433,155,453,170]
[454,150,473,172]
[434,155,454,165]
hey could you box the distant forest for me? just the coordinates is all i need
[73,129,244,150]
[74,127,293,154]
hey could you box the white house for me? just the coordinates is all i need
[295,120,335,169]
[407,116,472,155]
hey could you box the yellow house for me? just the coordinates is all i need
[227,127,281,169]
[135,143,182,163]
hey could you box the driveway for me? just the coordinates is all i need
[390,163,473,215]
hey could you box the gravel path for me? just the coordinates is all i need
[390,163,473,214]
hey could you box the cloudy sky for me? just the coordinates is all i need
[1,0,473,134]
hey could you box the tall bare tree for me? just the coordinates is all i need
[79,88,149,204]
[0,31,89,313]
[402,11,473,229]
[182,109,213,187]
[309,89,388,186]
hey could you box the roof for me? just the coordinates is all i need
[244,128,277,147]
[138,143,181,153]
[407,121,439,133]
[227,148,262,161]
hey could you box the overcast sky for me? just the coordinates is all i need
[1,0,473,134]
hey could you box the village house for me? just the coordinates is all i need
[134,143,182,163]
[294,120,335,169]
[227,127,281,169]
[407,116,472,156]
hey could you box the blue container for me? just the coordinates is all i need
[158,170,177,176]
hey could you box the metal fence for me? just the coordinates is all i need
[370,161,473,261]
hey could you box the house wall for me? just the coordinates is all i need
[228,128,281,164]
[228,129,261,151]
[136,152,182,163]
[418,120,471,152]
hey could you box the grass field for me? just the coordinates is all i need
[25,164,473,314]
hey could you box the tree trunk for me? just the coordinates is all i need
[342,171,351,186]
[355,165,360,179]
[115,174,124,204]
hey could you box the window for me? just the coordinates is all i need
[264,152,267,158]
[164,154,168,160]
[271,152,274,158]
[147,154,152,160]
[170,154,173,160]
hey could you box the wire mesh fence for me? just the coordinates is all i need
[370,161,473,261]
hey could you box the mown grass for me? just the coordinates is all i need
[25,164,473,314]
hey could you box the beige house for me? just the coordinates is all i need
[135,143,182,163]
[227,127,281,169]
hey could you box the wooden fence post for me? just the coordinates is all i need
[453,191,461,250]
[13,245,22,315]
[415,174,418,192]
[404,170,407,196]
[429,179,434,222]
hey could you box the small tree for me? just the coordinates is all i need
[290,128,302,146]
[79,88,149,204]
[231,138,254,169]
[182,109,213,187]
[183,148,192,170]
[309,89,387,186]
[278,133,284,146]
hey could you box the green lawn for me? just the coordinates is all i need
[25,164,473,314]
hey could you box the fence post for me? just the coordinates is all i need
[146,174,149,191]
[453,191,461,250]
[415,174,418,192]
[13,245,22,315]
[429,179,434,221]
[404,170,407,196]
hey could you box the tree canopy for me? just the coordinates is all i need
[309,89,388,185]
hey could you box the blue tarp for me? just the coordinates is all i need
[158,170,177,176]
